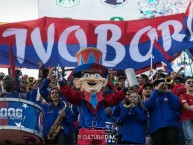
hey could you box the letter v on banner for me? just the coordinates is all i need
[153,39,173,73]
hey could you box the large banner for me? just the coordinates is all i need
[38,0,139,20]
[0,3,192,71]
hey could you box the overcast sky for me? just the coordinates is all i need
[0,0,39,78]
[0,0,38,22]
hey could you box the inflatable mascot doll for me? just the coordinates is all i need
[60,47,127,145]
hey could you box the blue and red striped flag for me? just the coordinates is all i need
[153,39,173,73]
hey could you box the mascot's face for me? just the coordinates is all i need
[77,71,108,93]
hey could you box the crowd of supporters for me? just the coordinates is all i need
[0,65,193,145]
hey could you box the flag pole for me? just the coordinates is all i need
[183,51,186,77]
[148,54,154,81]
[151,54,153,70]
[9,43,17,87]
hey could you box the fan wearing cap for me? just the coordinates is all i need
[59,48,127,145]
[142,83,153,101]
[141,83,154,145]
[144,78,180,145]
[116,72,126,91]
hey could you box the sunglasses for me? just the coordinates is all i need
[187,81,193,85]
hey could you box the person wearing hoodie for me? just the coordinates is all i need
[144,78,180,145]
[114,92,147,144]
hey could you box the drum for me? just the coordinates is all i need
[105,122,117,144]
[0,98,44,144]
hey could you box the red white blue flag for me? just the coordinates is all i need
[0,2,192,73]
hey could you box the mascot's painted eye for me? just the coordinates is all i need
[94,73,101,78]
[83,73,90,78]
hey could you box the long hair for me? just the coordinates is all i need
[137,93,146,110]
[48,87,62,102]
[131,92,146,110]
[48,87,62,114]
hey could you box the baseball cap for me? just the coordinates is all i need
[143,83,153,89]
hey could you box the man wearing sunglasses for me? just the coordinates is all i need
[179,76,193,145]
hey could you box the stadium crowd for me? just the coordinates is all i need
[0,64,193,145]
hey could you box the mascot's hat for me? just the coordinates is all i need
[73,47,108,78]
